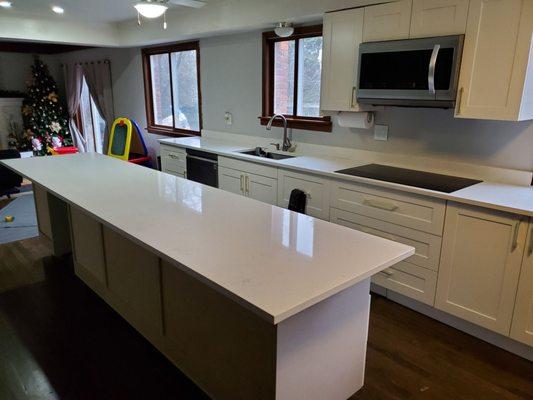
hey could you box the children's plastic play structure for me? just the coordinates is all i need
[107,117,151,167]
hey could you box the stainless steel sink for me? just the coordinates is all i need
[239,149,296,160]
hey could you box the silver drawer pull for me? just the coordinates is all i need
[168,154,182,159]
[363,198,398,212]
[381,268,394,277]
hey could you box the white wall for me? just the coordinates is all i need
[56,30,533,172]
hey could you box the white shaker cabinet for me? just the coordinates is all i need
[363,0,413,42]
[160,145,187,178]
[435,203,527,335]
[510,220,533,346]
[409,0,469,37]
[320,8,365,112]
[455,0,533,121]
[218,157,278,205]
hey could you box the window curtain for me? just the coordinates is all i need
[63,63,87,152]
[82,61,114,153]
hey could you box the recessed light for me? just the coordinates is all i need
[51,5,64,14]
[0,1,12,8]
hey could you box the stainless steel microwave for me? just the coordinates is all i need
[356,35,464,108]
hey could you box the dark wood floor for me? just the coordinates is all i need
[0,229,532,399]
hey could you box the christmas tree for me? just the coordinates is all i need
[22,58,72,156]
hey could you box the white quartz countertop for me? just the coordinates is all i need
[1,154,413,324]
[160,136,533,217]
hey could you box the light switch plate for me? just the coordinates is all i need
[374,124,388,141]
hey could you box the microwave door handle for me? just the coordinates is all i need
[428,44,440,95]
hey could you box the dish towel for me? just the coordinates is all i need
[288,189,307,214]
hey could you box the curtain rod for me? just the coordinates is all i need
[60,59,111,67]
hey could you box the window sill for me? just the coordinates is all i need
[259,116,332,133]
[146,125,201,137]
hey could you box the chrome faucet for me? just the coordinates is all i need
[266,114,292,152]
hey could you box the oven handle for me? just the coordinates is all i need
[187,155,218,164]
[428,44,440,95]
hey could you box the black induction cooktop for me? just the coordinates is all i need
[335,164,482,193]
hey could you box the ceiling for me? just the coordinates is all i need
[0,0,216,23]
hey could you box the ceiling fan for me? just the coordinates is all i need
[134,0,206,29]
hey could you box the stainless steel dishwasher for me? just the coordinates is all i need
[186,149,218,188]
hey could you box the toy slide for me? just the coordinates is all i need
[107,117,152,167]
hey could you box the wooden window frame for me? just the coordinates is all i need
[142,41,203,137]
[261,25,331,133]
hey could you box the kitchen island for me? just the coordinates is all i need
[1,154,413,400]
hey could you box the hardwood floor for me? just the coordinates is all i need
[0,234,532,400]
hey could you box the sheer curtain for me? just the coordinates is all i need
[63,62,87,152]
[82,61,115,152]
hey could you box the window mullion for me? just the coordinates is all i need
[168,52,176,130]
[292,38,299,118]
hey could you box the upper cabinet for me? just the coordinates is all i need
[320,8,365,112]
[410,0,469,37]
[363,0,413,42]
[455,0,533,121]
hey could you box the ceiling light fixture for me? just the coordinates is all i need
[0,1,12,8]
[134,1,168,19]
[274,22,294,38]
[51,5,64,14]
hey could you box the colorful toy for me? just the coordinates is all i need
[49,146,78,156]
[107,117,152,167]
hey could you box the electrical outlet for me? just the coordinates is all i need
[374,124,388,141]
[224,112,233,125]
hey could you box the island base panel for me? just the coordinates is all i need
[69,207,372,399]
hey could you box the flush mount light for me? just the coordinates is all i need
[0,1,12,8]
[274,22,294,38]
[134,0,168,18]
[51,5,64,14]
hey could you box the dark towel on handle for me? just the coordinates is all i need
[288,189,307,214]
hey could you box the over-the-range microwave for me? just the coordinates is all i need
[357,35,464,108]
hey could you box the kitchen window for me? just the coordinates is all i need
[261,25,331,132]
[142,41,202,136]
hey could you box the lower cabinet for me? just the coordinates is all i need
[218,158,278,205]
[160,145,187,178]
[33,184,52,241]
[278,169,330,220]
[510,220,533,346]
[435,203,527,335]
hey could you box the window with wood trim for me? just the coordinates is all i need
[142,41,202,137]
[261,25,331,132]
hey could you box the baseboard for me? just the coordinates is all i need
[374,288,533,362]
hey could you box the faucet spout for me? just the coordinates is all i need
[266,114,292,152]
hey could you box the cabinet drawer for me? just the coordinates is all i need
[160,145,186,163]
[372,261,438,306]
[331,181,446,235]
[162,166,186,178]
[278,169,330,220]
[161,156,186,175]
[219,157,277,179]
[331,208,442,271]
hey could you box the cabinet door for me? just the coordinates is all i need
[218,166,244,196]
[70,207,106,286]
[455,0,533,120]
[510,221,533,346]
[435,203,527,335]
[278,170,330,220]
[410,0,469,38]
[246,173,277,205]
[363,0,413,42]
[33,184,52,240]
[320,8,364,112]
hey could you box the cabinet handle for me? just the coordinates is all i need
[363,198,399,212]
[351,86,357,108]
[245,175,250,195]
[457,87,464,115]
[511,219,521,252]
[240,175,244,193]
[168,154,181,160]
[527,228,533,257]
[381,268,394,277]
